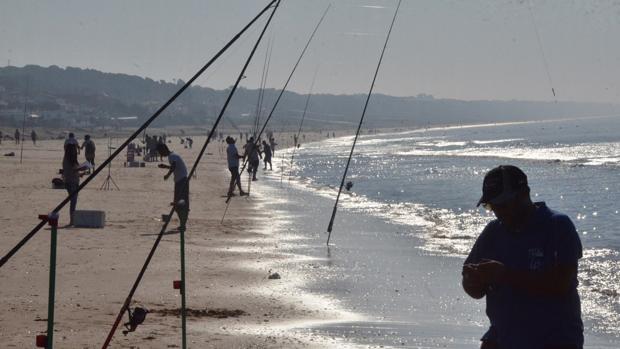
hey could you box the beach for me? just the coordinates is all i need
[2,121,620,349]
[0,134,360,348]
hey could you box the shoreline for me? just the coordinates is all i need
[0,135,363,348]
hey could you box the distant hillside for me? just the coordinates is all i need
[0,65,617,131]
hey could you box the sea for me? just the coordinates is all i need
[257,115,620,348]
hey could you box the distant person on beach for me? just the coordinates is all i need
[261,140,272,170]
[462,165,583,349]
[62,141,85,226]
[243,137,261,181]
[14,129,20,145]
[31,130,37,145]
[81,135,96,169]
[269,137,277,156]
[0,130,3,144]
[65,132,79,153]
[226,136,246,197]
[157,143,189,230]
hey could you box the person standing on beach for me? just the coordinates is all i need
[157,143,189,230]
[261,140,272,170]
[269,137,277,156]
[0,130,3,144]
[14,128,20,145]
[81,135,96,170]
[62,141,85,226]
[226,136,246,197]
[31,130,37,145]
[462,165,583,349]
[243,137,261,181]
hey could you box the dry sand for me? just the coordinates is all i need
[0,134,361,348]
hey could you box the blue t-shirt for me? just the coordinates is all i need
[465,202,583,349]
[227,144,239,168]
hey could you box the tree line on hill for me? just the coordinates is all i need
[0,65,617,130]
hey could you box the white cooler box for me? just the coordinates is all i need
[73,210,105,228]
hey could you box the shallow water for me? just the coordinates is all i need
[266,116,620,347]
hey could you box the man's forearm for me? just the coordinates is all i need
[502,266,574,296]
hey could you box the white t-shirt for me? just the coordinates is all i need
[168,152,188,182]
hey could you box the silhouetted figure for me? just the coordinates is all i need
[243,137,261,181]
[262,140,272,170]
[14,129,20,145]
[462,165,583,349]
[81,135,96,169]
[226,137,246,197]
[62,141,85,225]
[30,130,37,145]
[269,137,277,156]
[0,130,3,144]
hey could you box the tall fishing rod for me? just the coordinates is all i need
[526,0,556,99]
[288,65,319,181]
[254,37,274,136]
[326,0,402,246]
[19,80,29,164]
[222,3,332,223]
[101,2,281,348]
[0,0,277,269]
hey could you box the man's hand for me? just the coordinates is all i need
[164,173,170,181]
[476,259,507,284]
[462,264,487,299]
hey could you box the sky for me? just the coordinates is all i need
[1,0,620,103]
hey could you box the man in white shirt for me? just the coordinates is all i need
[157,143,189,230]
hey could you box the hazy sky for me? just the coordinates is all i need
[1,0,620,103]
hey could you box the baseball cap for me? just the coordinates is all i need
[477,165,529,207]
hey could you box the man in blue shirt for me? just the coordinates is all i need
[463,165,583,349]
[226,136,246,197]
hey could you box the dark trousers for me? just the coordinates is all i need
[481,342,581,349]
[228,167,243,194]
[174,178,189,227]
[65,181,79,220]
[86,155,95,168]
[249,160,259,179]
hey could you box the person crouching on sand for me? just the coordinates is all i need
[226,136,246,197]
[157,143,189,231]
[462,165,583,349]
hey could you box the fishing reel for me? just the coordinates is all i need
[122,306,148,335]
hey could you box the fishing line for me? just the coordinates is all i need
[254,36,274,136]
[101,2,281,348]
[0,0,278,269]
[326,0,402,246]
[526,0,556,99]
[221,3,332,221]
[288,64,320,181]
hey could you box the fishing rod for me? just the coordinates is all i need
[101,2,281,348]
[254,37,274,137]
[221,3,332,222]
[526,0,556,99]
[326,0,402,246]
[288,64,319,181]
[19,80,29,164]
[0,0,277,269]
